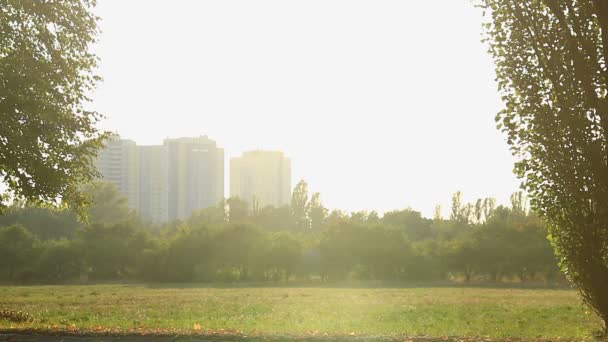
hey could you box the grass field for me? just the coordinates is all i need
[0,285,602,340]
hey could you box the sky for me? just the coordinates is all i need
[90,0,521,218]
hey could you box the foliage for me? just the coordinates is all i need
[81,181,137,225]
[307,192,328,231]
[480,0,608,329]
[226,197,248,223]
[78,223,151,280]
[36,239,82,282]
[291,180,310,229]
[251,205,294,231]
[0,205,80,240]
[187,201,226,226]
[0,0,109,214]
[0,190,562,287]
[0,224,39,281]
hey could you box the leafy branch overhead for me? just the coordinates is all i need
[0,0,109,214]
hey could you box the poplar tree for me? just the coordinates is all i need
[481,0,608,330]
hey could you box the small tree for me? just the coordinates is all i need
[0,225,39,280]
[481,0,608,330]
[82,181,136,225]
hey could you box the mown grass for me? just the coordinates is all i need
[0,285,602,340]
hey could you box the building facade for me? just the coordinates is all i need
[165,136,224,222]
[230,150,291,209]
[138,145,168,223]
[95,135,224,223]
[95,136,140,211]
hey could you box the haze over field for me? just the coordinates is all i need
[5,0,608,337]
[91,1,520,216]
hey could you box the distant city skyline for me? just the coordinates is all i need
[91,1,521,217]
[96,135,225,223]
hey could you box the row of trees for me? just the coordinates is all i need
[0,181,560,284]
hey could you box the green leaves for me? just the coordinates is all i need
[0,0,108,215]
[481,0,608,329]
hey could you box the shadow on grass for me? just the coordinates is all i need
[0,280,573,291]
[142,280,573,290]
[0,329,563,342]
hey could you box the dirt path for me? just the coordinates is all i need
[1,334,228,342]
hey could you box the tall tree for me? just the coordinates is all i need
[481,0,608,330]
[307,192,328,230]
[510,191,528,216]
[291,180,310,230]
[450,191,468,223]
[0,0,108,214]
[482,198,496,221]
[474,199,484,223]
[433,204,443,221]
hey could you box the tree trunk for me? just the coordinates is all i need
[464,268,472,283]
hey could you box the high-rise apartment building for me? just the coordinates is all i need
[95,136,140,210]
[230,150,291,208]
[165,136,224,222]
[138,145,168,223]
[95,135,224,223]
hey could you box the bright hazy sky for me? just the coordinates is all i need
[91,0,520,217]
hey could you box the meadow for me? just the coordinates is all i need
[0,285,602,340]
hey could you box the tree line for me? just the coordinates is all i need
[0,181,561,284]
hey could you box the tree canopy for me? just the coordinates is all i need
[0,189,561,287]
[480,0,608,330]
[0,0,107,214]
